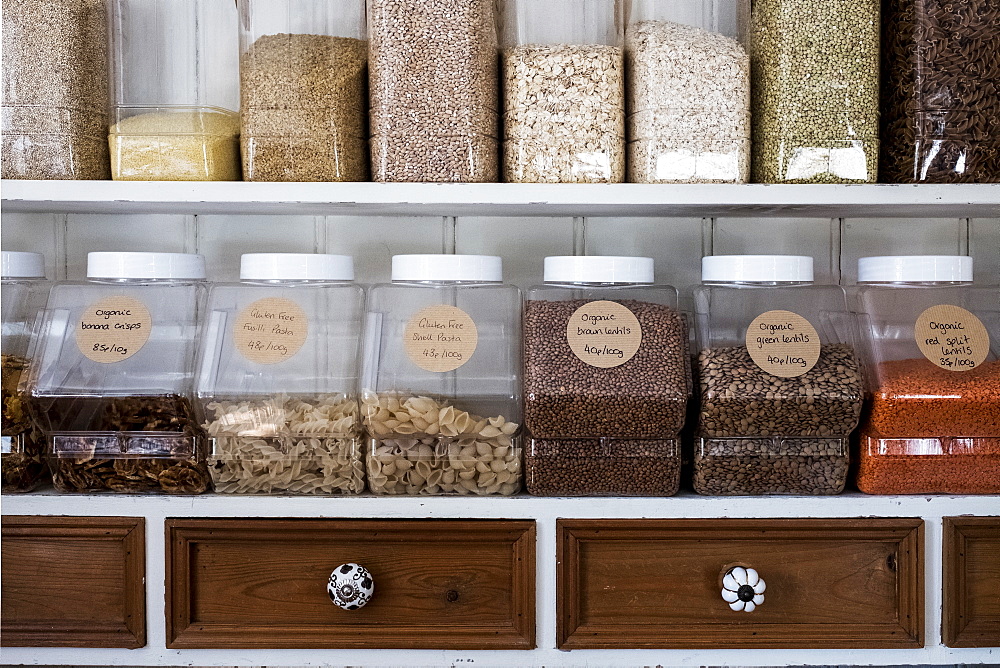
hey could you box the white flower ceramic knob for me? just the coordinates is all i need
[721,566,766,612]
[327,563,375,611]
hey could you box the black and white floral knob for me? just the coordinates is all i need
[327,563,375,611]
[722,566,765,612]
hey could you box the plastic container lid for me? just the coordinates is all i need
[392,255,502,282]
[1,251,45,279]
[87,252,206,280]
[241,253,354,281]
[858,256,973,283]
[702,255,814,283]
[544,256,654,284]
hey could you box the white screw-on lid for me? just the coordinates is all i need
[392,255,502,282]
[544,256,654,284]
[858,256,973,283]
[702,255,814,283]
[1,251,45,279]
[87,252,206,280]
[241,253,354,281]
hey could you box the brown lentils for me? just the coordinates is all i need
[525,438,680,496]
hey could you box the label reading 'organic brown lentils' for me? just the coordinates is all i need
[566,301,643,369]
[403,305,478,373]
[234,297,309,365]
[77,296,152,363]
[915,305,990,372]
[745,310,821,378]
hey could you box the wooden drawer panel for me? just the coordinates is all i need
[943,516,1000,647]
[1,516,145,648]
[166,518,534,649]
[557,518,922,649]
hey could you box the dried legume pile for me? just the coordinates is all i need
[240,33,368,182]
[503,44,625,183]
[693,437,849,495]
[625,20,750,184]
[204,394,363,495]
[1,355,47,492]
[368,0,498,182]
[363,394,520,495]
[748,0,880,183]
[525,438,680,496]
[880,0,1000,182]
[1,0,110,179]
[523,299,689,439]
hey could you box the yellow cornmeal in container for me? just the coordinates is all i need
[110,109,241,180]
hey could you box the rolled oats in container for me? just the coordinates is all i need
[501,0,625,183]
[523,257,689,496]
[693,256,863,495]
[368,0,498,182]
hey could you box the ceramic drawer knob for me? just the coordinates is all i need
[327,563,375,611]
[721,566,765,612]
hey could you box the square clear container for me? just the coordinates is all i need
[694,437,849,495]
[525,437,680,496]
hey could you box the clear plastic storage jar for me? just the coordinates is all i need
[2,252,50,492]
[196,254,365,495]
[881,0,1000,183]
[1,0,110,179]
[238,0,368,182]
[523,256,688,496]
[28,252,210,494]
[109,0,240,180]
[746,0,880,183]
[368,0,499,182]
[501,0,626,183]
[361,255,521,495]
[855,256,1000,493]
[693,256,863,495]
[625,0,749,184]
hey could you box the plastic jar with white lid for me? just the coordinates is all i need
[2,252,51,492]
[196,253,365,495]
[523,256,689,496]
[855,255,1000,494]
[361,255,521,495]
[692,255,863,495]
[28,251,210,494]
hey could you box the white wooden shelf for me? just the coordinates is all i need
[3,180,999,217]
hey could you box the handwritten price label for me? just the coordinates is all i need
[76,295,152,363]
[915,304,990,372]
[403,305,478,373]
[566,300,642,369]
[234,297,309,365]
[745,310,821,378]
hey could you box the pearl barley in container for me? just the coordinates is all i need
[361,255,522,495]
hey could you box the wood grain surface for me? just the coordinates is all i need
[943,516,1000,647]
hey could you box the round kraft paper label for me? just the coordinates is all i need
[745,310,821,378]
[76,295,152,363]
[404,305,478,373]
[234,297,309,365]
[915,304,990,371]
[566,300,642,369]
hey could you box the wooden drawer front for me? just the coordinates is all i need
[166,518,535,649]
[1,516,145,648]
[558,518,922,649]
[944,516,1000,647]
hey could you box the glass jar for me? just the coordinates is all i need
[880,0,1000,182]
[196,254,365,495]
[626,0,749,183]
[2,252,51,492]
[368,0,499,182]
[361,255,521,495]
[28,252,210,494]
[500,0,625,183]
[693,256,863,495]
[523,256,688,496]
[1,0,110,179]
[238,0,368,182]
[109,0,240,180]
[746,0,880,183]
[856,256,1000,493]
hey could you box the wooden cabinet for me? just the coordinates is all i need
[557,518,923,649]
[1,516,145,648]
[943,516,1000,648]
[165,518,535,649]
